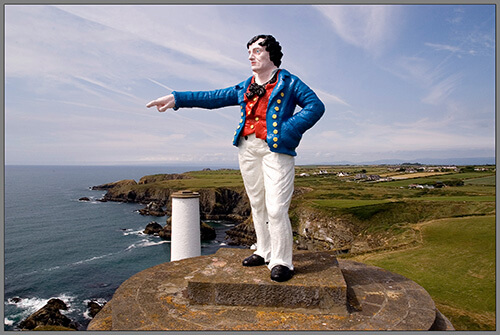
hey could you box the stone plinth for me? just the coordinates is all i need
[88,248,454,331]
[187,249,347,313]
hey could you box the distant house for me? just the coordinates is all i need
[367,175,381,181]
[299,173,310,177]
[337,172,349,177]
[355,173,367,180]
[409,184,435,189]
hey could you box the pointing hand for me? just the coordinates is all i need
[146,94,176,112]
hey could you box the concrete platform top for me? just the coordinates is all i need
[187,248,347,312]
[88,248,453,331]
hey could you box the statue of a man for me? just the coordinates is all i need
[147,34,325,282]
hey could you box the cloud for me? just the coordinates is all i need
[147,78,175,92]
[309,118,494,159]
[54,5,248,72]
[425,42,462,53]
[5,5,247,89]
[421,73,462,105]
[382,54,463,107]
[314,5,400,56]
[315,89,351,107]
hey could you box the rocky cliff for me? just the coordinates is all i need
[91,173,406,254]
[92,179,250,222]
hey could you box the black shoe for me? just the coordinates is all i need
[242,254,266,267]
[271,265,294,282]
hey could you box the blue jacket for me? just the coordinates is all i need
[172,69,325,156]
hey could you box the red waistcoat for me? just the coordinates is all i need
[241,74,279,139]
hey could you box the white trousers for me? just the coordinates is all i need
[238,134,295,270]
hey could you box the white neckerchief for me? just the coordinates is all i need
[255,68,279,86]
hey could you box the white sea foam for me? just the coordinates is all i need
[4,318,15,326]
[73,253,114,265]
[46,266,61,271]
[82,297,107,306]
[122,228,144,236]
[125,239,169,251]
[82,310,91,320]
[82,298,107,320]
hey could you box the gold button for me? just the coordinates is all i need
[273,129,278,134]
[272,114,277,119]
[280,92,284,97]
[248,111,251,115]
[253,97,257,101]
[277,99,281,104]
[273,143,278,148]
[234,131,237,135]
[241,112,244,116]
[274,106,279,111]
[240,119,243,123]
[273,122,278,127]
[250,125,254,129]
[273,137,278,142]
[237,125,240,129]
[255,117,259,121]
[250,104,254,108]
[240,105,244,109]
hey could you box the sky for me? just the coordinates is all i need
[4,4,496,166]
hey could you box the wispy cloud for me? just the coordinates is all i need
[314,5,400,56]
[422,73,462,105]
[311,118,494,159]
[315,89,351,107]
[55,5,248,72]
[147,79,175,92]
[425,42,462,53]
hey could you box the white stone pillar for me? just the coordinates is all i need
[170,190,201,262]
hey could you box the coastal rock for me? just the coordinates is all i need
[18,298,77,330]
[160,218,216,241]
[91,179,137,191]
[10,297,22,304]
[143,221,163,235]
[79,197,90,202]
[225,216,257,246]
[97,177,251,220]
[294,207,355,253]
[138,202,166,216]
[88,301,104,319]
[201,221,217,240]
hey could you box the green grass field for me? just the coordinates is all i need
[464,175,496,186]
[351,216,496,330]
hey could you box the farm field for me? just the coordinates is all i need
[351,216,495,331]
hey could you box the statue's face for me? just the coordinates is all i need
[248,38,275,73]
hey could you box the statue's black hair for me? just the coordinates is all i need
[247,34,283,67]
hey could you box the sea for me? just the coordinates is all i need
[4,165,241,331]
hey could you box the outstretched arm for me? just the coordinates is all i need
[146,94,176,112]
